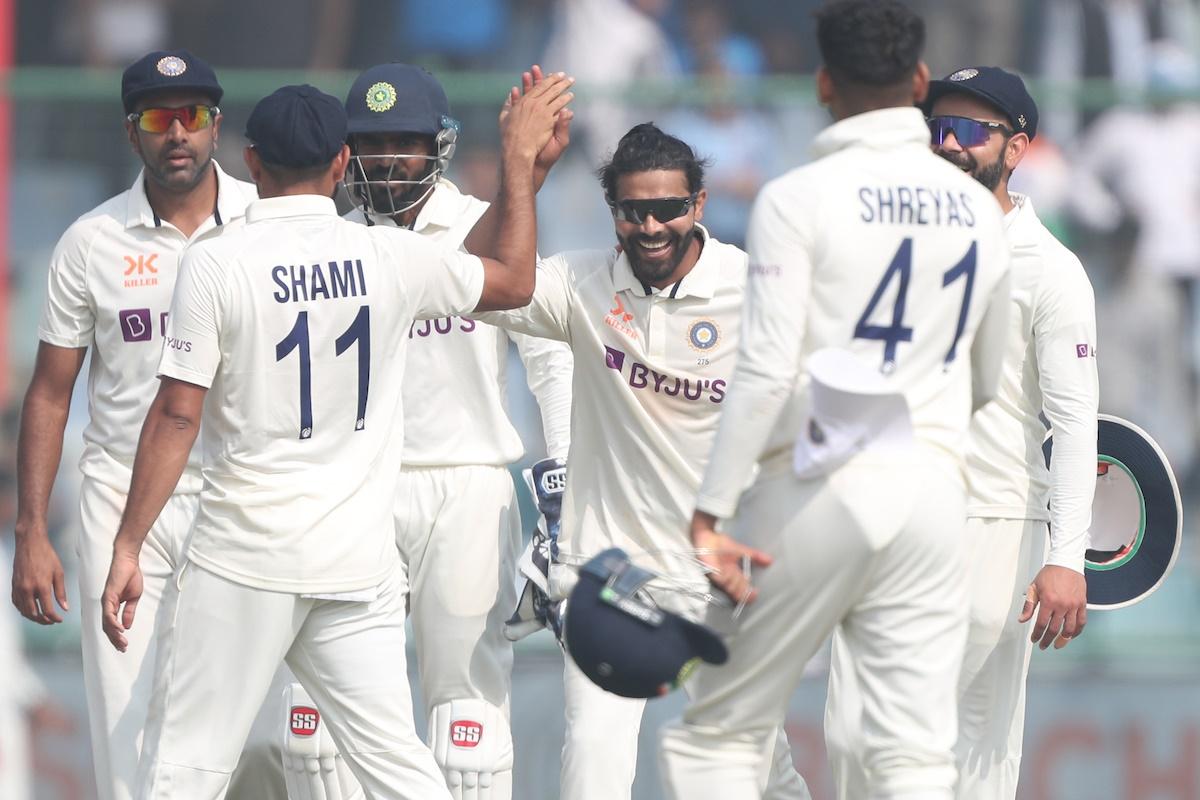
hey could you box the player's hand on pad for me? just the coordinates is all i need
[101,546,144,653]
[690,511,773,606]
[11,528,69,624]
[498,67,575,165]
[1019,564,1087,650]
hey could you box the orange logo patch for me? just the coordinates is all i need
[604,294,638,340]
[123,254,159,288]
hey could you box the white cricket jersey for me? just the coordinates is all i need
[158,195,485,593]
[967,194,1098,572]
[698,108,1012,518]
[477,225,743,586]
[347,179,572,463]
[37,162,256,494]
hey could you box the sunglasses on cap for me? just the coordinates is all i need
[126,104,219,134]
[927,115,1012,148]
[609,195,698,225]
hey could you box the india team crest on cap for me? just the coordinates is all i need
[156,56,187,77]
[949,67,979,82]
[688,319,720,351]
[366,81,397,113]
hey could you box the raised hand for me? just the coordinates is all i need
[499,68,575,167]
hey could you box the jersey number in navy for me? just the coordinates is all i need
[275,305,371,439]
[853,238,977,370]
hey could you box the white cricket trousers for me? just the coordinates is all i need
[955,518,1047,799]
[561,655,812,800]
[77,476,197,800]
[394,463,520,722]
[825,517,1046,800]
[659,455,969,800]
[136,561,450,800]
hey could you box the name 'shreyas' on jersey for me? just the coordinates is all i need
[474,225,745,587]
[36,161,256,494]
[697,107,1013,520]
[345,179,573,466]
[158,194,485,594]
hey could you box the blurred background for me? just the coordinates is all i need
[2,0,1200,798]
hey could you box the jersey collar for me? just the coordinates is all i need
[810,107,930,160]
[246,194,339,223]
[612,223,720,300]
[124,160,250,231]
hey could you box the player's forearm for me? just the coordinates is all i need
[476,153,538,310]
[113,397,199,553]
[696,371,792,519]
[1043,402,1098,573]
[515,334,573,459]
[14,384,72,538]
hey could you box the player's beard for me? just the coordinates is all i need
[620,225,699,286]
[935,146,1006,191]
[144,141,214,193]
[362,160,436,217]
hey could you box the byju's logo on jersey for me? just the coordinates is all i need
[602,346,727,403]
[289,706,320,737]
[604,294,638,340]
[119,309,153,342]
[450,720,483,748]
[1076,343,1096,358]
[123,253,159,288]
[687,319,720,351]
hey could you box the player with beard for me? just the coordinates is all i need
[270,63,575,800]
[824,67,1098,800]
[474,122,810,800]
[7,50,283,800]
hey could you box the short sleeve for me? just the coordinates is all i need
[472,254,575,342]
[38,224,95,348]
[388,231,485,320]
[158,246,225,388]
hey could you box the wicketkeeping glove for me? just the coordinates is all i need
[504,457,566,642]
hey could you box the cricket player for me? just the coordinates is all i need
[474,121,808,800]
[307,62,572,800]
[825,67,1098,800]
[98,78,571,799]
[7,50,269,800]
[657,2,1013,798]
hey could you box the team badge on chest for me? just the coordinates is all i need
[687,319,720,351]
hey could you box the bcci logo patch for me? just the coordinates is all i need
[949,68,979,82]
[687,319,720,351]
[450,720,483,748]
[156,56,187,77]
[366,81,397,113]
[289,706,319,737]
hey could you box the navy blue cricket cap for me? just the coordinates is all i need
[121,50,223,114]
[345,62,452,136]
[564,549,728,699]
[246,85,348,169]
[924,66,1039,140]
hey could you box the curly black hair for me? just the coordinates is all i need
[597,123,709,203]
[815,0,925,87]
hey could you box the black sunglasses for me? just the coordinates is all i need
[927,115,1013,148]
[609,195,698,225]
